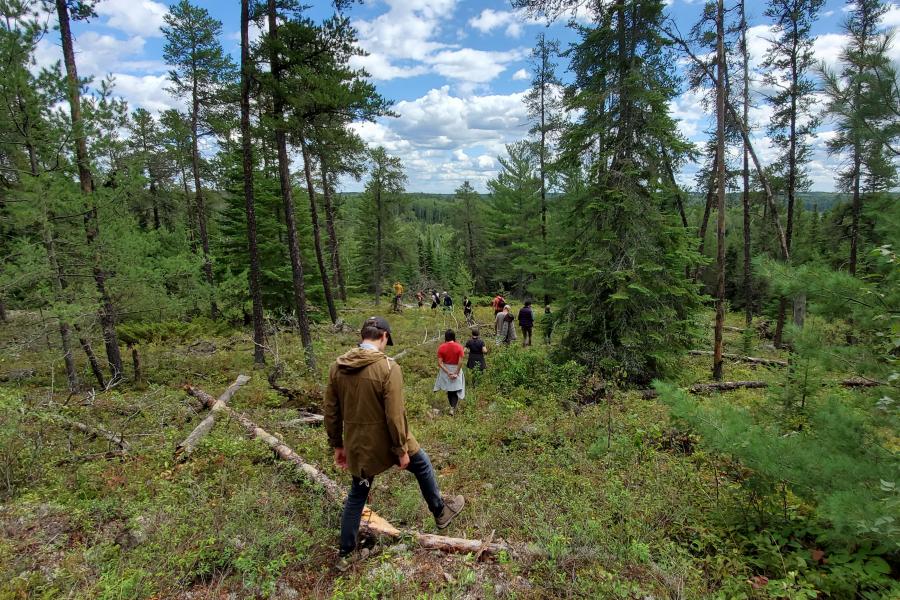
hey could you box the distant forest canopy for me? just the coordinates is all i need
[0,0,897,383]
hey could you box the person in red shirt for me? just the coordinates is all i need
[433,329,465,415]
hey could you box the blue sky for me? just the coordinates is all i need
[33,0,900,193]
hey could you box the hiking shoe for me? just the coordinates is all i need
[449,407,455,416]
[435,495,465,529]
[335,547,370,572]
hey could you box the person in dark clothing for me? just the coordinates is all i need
[462,296,473,324]
[442,292,453,311]
[518,301,535,347]
[543,305,553,344]
[464,327,488,371]
[431,290,439,309]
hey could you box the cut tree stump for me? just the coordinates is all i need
[183,381,525,558]
[689,350,788,367]
[175,374,251,462]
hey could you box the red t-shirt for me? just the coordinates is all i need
[437,341,464,365]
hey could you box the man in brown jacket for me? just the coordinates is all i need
[325,316,464,570]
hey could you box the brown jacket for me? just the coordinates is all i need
[324,347,420,478]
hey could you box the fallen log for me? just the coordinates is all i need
[391,336,442,362]
[50,415,131,452]
[183,382,523,558]
[280,412,324,427]
[689,350,788,367]
[689,381,770,394]
[175,375,251,462]
[640,376,883,399]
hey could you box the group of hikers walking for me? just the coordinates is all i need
[324,291,553,570]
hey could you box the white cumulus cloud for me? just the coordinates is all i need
[96,0,168,37]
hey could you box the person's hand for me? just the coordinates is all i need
[397,452,410,470]
[449,372,458,380]
[334,447,347,470]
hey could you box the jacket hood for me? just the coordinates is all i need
[336,347,387,372]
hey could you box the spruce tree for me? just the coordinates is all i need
[484,142,542,297]
[517,0,704,380]
[525,33,563,305]
[821,0,896,277]
[363,147,405,303]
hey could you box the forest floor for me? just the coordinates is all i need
[0,302,811,599]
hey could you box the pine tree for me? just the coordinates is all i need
[162,0,237,318]
[518,0,704,380]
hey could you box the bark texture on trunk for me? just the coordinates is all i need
[712,0,727,382]
[241,0,267,366]
[319,155,347,301]
[56,0,124,383]
[75,324,106,390]
[740,0,753,326]
[266,0,314,369]
[299,136,338,324]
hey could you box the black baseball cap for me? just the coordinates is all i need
[362,316,394,345]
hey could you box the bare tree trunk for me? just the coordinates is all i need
[740,0,753,326]
[539,34,549,306]
[190,100,216,318]
[180,164,197,252]
[56,0,123,383]
[299,136,338,324]
[75,325,106,389]
[241,0,266,366]
[267,0,315,370]
[665,30,790,261]
[319,154,347,301]
[712,0,726,382]
[149,178,161,230]
[129,344,143,386]
[0,299,6,322]
[40,219,79,392]
[375,182,383,304]
[849,150,862,276]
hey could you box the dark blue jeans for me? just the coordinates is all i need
[339,449,444,556]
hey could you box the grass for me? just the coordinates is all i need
[0,301,810,598]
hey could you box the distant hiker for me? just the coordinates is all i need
[431,290,439,310]
[495,305,517,345]
[543,305,553,344]
[463,296,473,325]
[391,281,404,313]
[443,291,453,312]
[491,294,505,315]
[416,290,424,308]
[434,329,465,415]
[518,301,535,347]
[464,327,488,371]
[325,317,465,571]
